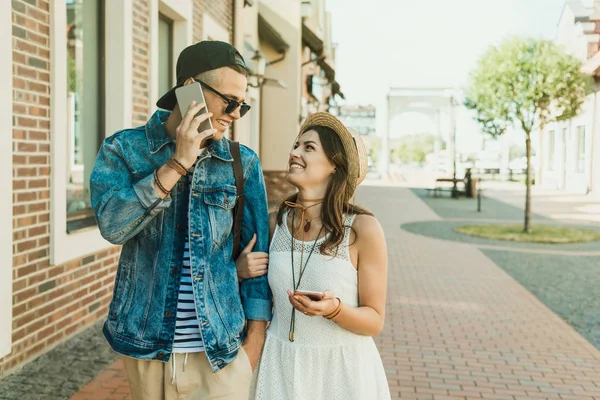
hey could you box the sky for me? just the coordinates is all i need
[325,0,569,153]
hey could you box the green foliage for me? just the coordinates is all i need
[67,52,77,93]
[455,224,600,244]
[464,37,590,137]
[465,37,591,232]
[391,133,440,164]
[369,137,381,165]
[509,144,525,160]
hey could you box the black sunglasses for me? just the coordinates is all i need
[194,79,251,118]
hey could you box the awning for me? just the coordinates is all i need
[317,58,335,81]
[258,14,289,54]
[582,50,600,75]
[332,81,345,100]
[302,22,323,55]
[316,58,344,99]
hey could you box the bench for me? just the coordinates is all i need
[426,186,465,197]
[426,176,467,197]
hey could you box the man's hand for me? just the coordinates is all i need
[236,234,269,280]
[241,320,267,370]
[174,101,217,168]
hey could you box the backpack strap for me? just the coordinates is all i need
[230,141,245,261]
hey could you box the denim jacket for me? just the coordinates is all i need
[90,111,272,372]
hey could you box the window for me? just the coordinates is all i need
[52,0,131,265]
[158,14,174,97]
[547,130,555,171]
[576,126,586,173]
[66,0,104,232]
[151,0,192,112]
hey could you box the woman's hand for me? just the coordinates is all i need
[236,234,269,280]
[287,290,340,317]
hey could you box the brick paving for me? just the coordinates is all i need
[68,360,129,400]
[25,185,600,399]
[367,186,600,400]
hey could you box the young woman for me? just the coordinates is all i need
[237,112,390,399]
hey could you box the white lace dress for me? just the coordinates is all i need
[250,212,391,400]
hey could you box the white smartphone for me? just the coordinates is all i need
[294,290,327,301]
[175,82,214,147]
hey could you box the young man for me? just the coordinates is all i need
[90,41,271,399]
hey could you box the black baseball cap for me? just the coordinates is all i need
[156,41,248,110]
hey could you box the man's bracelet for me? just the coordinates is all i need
[166,157,188,176]
[154,169,171,195]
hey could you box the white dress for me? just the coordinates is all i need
[250,212,391,400]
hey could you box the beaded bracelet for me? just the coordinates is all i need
[324,297,343,320]
[154,169,171,195]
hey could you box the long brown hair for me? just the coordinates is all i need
[277,125,373,254]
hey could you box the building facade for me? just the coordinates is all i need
[538,0,600,194]
[1,0,342,377]
[251,0,343,207]
[1,0,238,376]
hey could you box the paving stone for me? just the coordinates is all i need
[5,185,600,400]
[0,321,118,400]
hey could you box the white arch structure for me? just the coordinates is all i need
[382,87,458,175]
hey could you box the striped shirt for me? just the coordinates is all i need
[173,154,205,353]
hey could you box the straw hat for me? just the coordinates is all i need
[299,112,368,194]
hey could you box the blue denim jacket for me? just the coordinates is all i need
[90,111,272,372]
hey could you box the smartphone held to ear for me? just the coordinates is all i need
[175,82,215,148]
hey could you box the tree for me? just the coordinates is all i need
[391,133,439,164]
[464,37,590,233]
[369,137,381,166]
[509,144,525,161]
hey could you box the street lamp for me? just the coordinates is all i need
[247,50,287,89]
[248,50,266,88]
[450,96,459,199]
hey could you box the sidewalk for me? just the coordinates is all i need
[6,185,600,399]
[362,186,600,399]
[481,180,600,225]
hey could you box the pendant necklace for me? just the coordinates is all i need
[287,208,324,342]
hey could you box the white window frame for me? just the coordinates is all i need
[149,0,193,114]
[0,0,13,358]
[50,0,133,265]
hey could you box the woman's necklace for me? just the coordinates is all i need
[284,198,323,233]
[288,208,324,342]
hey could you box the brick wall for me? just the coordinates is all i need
[263,171,297,211]
[1,0,235,378]
[132,0,150,127]
[1,0,123,376]
[193,0,233,42]
[1,0,296,378]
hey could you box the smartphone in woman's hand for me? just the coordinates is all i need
[294,290,327,301]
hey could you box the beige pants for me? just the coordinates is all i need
[123,349,253,400]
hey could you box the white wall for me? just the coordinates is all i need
[0,0,13,358]
[258,1,301,171]
[556,5,588,61]
[233,0,260,151]
[565,93,594,193]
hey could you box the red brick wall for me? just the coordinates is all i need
[1,0,235,377]
[264,171,297,212]
[1,0,123,376]
[132,0,150,127]
[193,1,234,43]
